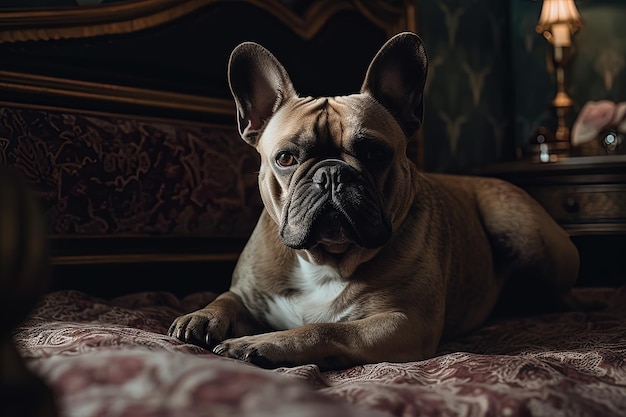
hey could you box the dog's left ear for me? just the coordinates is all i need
[361,32,428,138]
[228,42,297,147]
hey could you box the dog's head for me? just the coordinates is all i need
[228,32,428,275]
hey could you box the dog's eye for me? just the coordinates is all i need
[365,148,388,162]
[276,151,298,167]
[362,144,391,164]
[354,138,392,166]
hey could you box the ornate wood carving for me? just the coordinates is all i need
[0,0,414,43]
[0,0,418,122]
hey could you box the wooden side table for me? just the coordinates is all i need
[473,155,626,287]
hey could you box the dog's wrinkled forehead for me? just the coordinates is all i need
[257,93,405,157]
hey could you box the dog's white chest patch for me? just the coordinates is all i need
[265,256,353,330]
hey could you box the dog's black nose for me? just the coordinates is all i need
[312,166,333,192]
[312,162,356,193]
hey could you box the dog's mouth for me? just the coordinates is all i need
[313,210,355,254]
[283,202,390,254]
[319,241,352,254]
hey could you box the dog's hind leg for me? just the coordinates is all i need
[473,177,579,296]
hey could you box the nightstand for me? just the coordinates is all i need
[473,155,626,287]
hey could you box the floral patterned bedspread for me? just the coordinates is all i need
[13,287,626,417]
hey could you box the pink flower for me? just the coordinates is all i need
[612,102,626,133]
[571,100,616,146]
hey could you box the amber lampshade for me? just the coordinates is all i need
[536,0,582,47]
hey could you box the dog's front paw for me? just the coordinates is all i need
[168,309,231,348]
[213,335,287,369]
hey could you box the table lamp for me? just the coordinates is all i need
[535,0,582,160]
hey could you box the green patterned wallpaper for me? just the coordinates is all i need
[511,0,626,152]
[417,0,514,173]
[418,0,626,172]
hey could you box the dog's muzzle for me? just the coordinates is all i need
[279,160,392,251]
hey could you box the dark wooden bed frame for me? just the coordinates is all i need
[0,0,422,297]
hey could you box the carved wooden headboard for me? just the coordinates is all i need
[0,0,419,296]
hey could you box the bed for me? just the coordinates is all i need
[2,1,626,417]
[9,286,626,417]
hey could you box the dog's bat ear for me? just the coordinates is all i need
[228,42,297,147]
[361,32,428,138]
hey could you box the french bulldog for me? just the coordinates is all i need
[169,32,579,370]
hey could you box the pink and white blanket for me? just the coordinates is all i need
[14,287,626,417]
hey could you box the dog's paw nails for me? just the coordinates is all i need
[243,349,274,369]
[212,341,247,358]
[212,343,228,356]
[213,340,277,369]
[167,312,229,349]
[167,316,188,340]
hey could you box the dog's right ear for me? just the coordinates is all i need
[228,42,297,147]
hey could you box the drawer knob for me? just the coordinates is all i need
[563,196,579,213]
